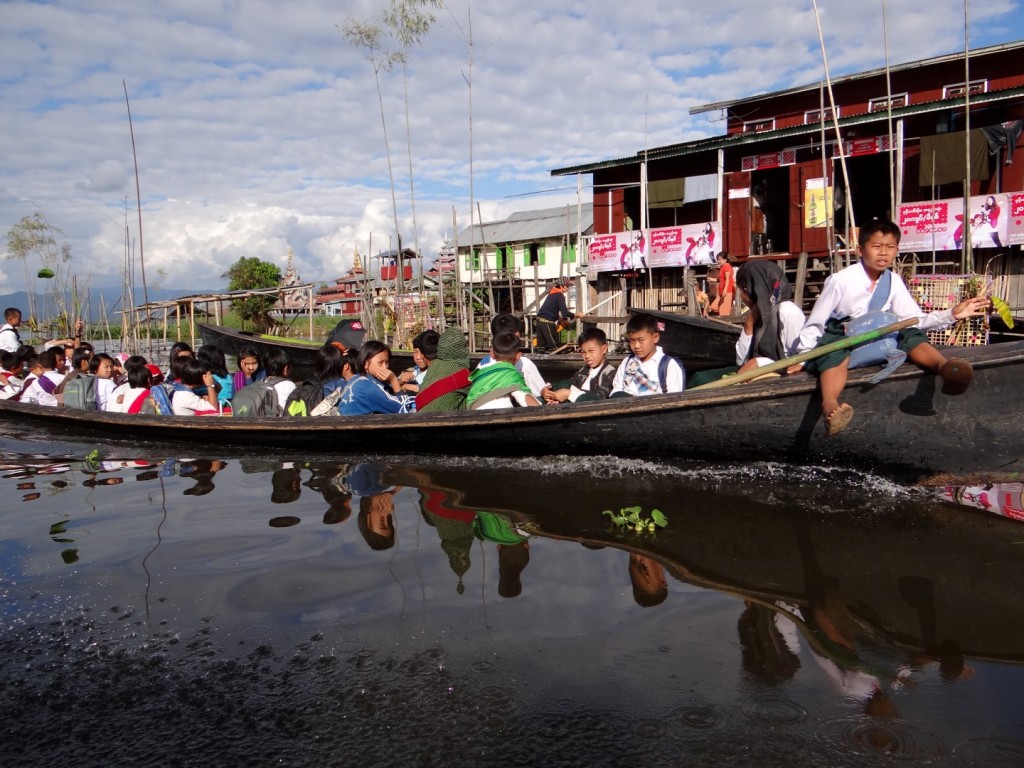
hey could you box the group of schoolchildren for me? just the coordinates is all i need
[2,219,990,433]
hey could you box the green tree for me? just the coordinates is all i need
[222,256,282,331]
[6,211,77,335]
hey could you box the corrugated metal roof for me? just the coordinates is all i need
[550,86,1024,176]
[690,39,1024,115]
[456,203,593,245]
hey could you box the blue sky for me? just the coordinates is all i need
[1,0,1022,292]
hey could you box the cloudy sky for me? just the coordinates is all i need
[1,0,1021,294]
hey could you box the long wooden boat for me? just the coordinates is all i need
[197,322,602,382]
[627,306,741,364]
[1,341,1021,483]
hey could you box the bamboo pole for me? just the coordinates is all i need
[690,317,919,390]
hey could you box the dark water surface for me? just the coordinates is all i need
[1,427,1023,767]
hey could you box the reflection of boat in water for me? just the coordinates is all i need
[1,340,1021,483]
[384,459,1024,664]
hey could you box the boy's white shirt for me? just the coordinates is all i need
[610,346,684,396]
[796,262,955,353]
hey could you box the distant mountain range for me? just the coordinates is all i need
[0,286,221,323]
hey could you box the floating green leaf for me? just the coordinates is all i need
[991,296,1014,329]
[601,505,669,536]
[36,268,55,279]
[49,522,68,536]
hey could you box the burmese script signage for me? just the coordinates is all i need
[838,135,892,157]
[897,192,1024,251]
[740,149,797,172]
[587,223,721,277]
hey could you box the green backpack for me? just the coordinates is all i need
[231,377,285,418]
[62,373,98,410]
[284,379,325,417]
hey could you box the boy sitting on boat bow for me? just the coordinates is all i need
[792,219,989,436]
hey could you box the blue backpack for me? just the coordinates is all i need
[657,354,685,393]
[149,383,173,415]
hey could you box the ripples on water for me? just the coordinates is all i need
[1,433,1023,767]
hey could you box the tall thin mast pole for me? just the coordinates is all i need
[962,0,973,273]
[882,0,896,217]
[124,80,152,356]
[810,0,856,253]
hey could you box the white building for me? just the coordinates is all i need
[454,204,594,313]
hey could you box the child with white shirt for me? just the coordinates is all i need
[171,357,220,416]
[610,313,685,397]
[793,219,989,436]
[20,350,64,406]
[541,328,616,404]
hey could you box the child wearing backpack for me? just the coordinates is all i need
[541,327,616,404]
[231,349,294,417]
[337,341,415,415]
[122,364,159,414]
[198,344,233,409]
[90,353,117,410]
[231,345,264,393]
[171,358,219,416]
[610,312,686,397]
[106,355,148,411]
[466,333,541,410]
[285,343,346,417]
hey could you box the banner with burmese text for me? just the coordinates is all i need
[897,192,1021,251]
[587,222,720,277]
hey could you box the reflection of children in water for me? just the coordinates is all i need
[497,541,530,598]
[739,588,971,726]
[414,481,532,596]
[305,465,354,525]
[358,492,399,550]
[347,462,402,551]
[271,465,302,504]
[180,459,227,496]
[628,553,667,607]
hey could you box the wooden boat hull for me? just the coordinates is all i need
[627,307,741,364]
[2,341,1021,483]
[198,323,324,372]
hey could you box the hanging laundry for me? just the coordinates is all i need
[919,129,991,186]
[981,119,1024,165]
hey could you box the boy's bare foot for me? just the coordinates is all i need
[824,403,854,437]
[940,358,973,395]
